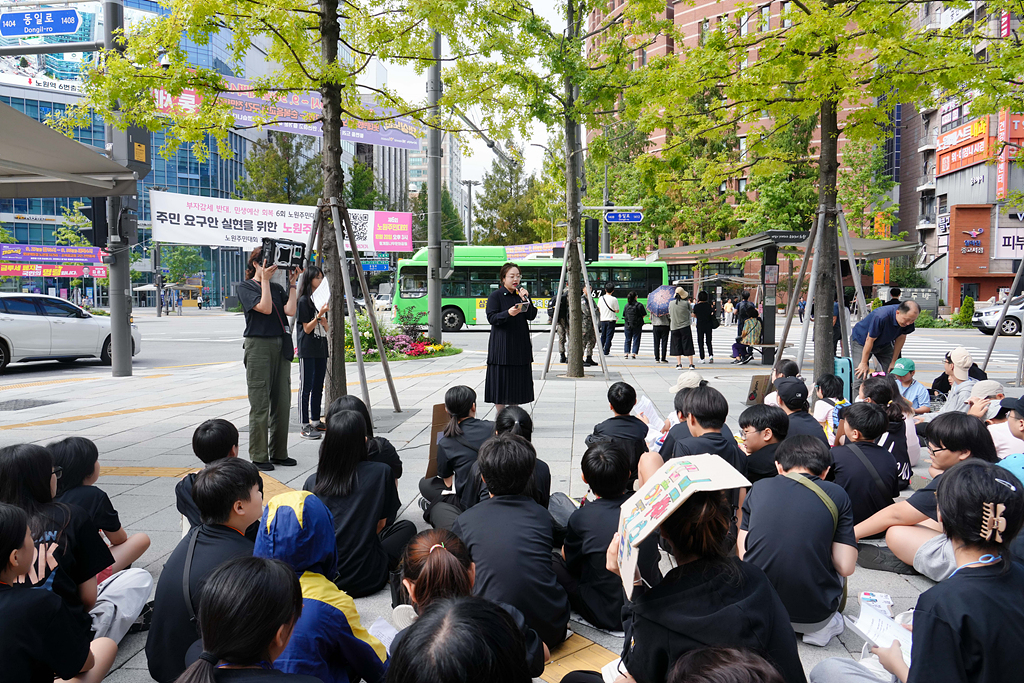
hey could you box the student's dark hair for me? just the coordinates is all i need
[495,405,533,442]
[315,410,368,498]
[476,433,536,496]
[498,262,520,282]
[443,386,477,439]
[861,375,905,423]
[815,374,845,401]
[926,412,999,463]
[244,246,263,280]
[328,394,375,437]
[673,382,708,415]
[682,385,728,430]
[401,529,472,613]
[774,359,799,378]
[0,503,29,568]
[385,596,531,683]
[191,419,240,464]
[889,287,902,299]
[659,490,733,564]
[297,264,323,300]
[668,647,785,683]
[897,300,920,314]
[741,291,750,300]
[937,459,1024,565]
[177,556,302,683]
[0,444,54,519]
[883,373,914,416]
[582,442,630,498]
[47,436,99,495]
[738,404,788,441]
[698,290,708,302]
[192,458,262,525]
[628,291,638,304]
[843,402,888,441]
[604,282,615,294]
[608,381,638,415]
[776,435,831,476]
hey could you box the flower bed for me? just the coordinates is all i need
[294,311,462,362]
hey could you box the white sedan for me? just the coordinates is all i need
[0,293,142,372]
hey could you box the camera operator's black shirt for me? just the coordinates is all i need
[238,279,289,337]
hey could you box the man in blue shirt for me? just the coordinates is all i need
[851,300,920,391]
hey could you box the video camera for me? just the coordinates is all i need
[261,238,306,270]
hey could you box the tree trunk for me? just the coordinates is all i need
[320,0,348,406]
[563,0,584,378]
[814,98,840,381]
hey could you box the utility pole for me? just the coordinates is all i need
[426,30,442,341]
[601,163,610,253]
[462,179,479,245]
[154,242,162,317]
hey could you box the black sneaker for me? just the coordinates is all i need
[271,457,298,467]
[128,600,154,634]
[857,543,916,574]
[254,461,275,472]
[300,424,321,440]
[314,421,327,432]
[559,354,567,363]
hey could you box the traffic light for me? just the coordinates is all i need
[584,218,599,263]
[81,199,107,248]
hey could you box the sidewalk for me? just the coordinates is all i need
[0,345,935,681]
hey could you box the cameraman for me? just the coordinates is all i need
[237,246,302,471]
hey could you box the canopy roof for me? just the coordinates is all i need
[654,231,920,263]
[0,102,137,199]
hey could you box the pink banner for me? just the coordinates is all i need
[0,263,107,277]
[371,212,413,251]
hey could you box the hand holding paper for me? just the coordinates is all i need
[311,276,330,311]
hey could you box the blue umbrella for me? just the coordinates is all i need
[646,285,676,316]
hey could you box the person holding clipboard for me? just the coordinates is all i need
[485,262,537,413]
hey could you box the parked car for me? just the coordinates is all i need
[973,296,1024,335]
[374,293,393,311]
[0,293,142,372]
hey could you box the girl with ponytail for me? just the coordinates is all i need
[391,529,548,676]
[860,374,913,489]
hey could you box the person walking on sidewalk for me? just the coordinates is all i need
[296,266,329,441]
[669,288,695,370]
[622,291,645,359]
[237,247,302,471]
[693,290,716,365]
[650,298,670,364]
[597,282,619,357]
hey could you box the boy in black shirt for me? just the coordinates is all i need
[739,435,857,646]
[590,381,649,445]
[147,458,264,683]
[776,377,830,447]
[176,419,253,535]
[556,442,661,631]
[830,402,899,525]
[452,433,570,648]
[738,404,789,483]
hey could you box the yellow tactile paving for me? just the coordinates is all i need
[0,377,100,392]
[99,466,293,498]
[541,633,618,683]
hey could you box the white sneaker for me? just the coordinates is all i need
[802,612,845,647]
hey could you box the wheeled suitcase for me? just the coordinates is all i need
[834,356,854,404]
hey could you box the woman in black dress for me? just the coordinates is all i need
[485,262,537,412]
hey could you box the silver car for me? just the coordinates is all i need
[0,293,142,371]
[973,296,1024,335]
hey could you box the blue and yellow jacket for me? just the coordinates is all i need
[255,491,388,683]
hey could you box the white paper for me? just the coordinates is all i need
[844,602,912,666]
[631,395,665,434]
[860,591,894,618]
[601,657,624,683]
[311,276,330,311]
[368,617,399,656]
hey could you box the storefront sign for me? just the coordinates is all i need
[0,263,107,277]
[149,191,412,251]
[937,117,987,152]
[997,226,1024,258]
[937,117,990,176]
[938,213,950,234]
[0,243,104,263]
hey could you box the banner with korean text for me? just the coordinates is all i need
[149,191,413,252]
[0,263,107,278]
[0,243,105,263]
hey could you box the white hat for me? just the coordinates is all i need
[669,370,705,394]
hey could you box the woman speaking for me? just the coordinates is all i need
[485,262,537,412]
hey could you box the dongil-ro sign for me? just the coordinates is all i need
[0,9,81,37]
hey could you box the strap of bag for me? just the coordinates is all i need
[182,525,200,623]
[847,443,890,498]
[785,472,838,533]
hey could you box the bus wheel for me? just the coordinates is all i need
[441,307,465,332]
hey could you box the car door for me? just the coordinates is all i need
[0,296,52,358]
[38,298,100,356]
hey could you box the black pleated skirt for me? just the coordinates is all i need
[670,327,695,356]
[485,363,535,405]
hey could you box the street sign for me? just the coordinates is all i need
[605,212,643,223]
[0,9,82,37]
[362,262,390,272]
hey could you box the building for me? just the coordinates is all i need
[408,132,463,219]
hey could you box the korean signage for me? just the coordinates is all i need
[505,241,566,259]
[997,212,1024,259]
[941,1,975,30]
[937,117,990,176]
[0,263,106,277]
[0,243,104,263]
[153,76,422,150]
[0,9,81,37]
[149,191,412,252]
[961,226,985,254]
[938,213,950,234]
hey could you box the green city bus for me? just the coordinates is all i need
[394,245,669,332]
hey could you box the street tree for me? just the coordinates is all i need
[234,133,320,205]
[473,153,545,246]
[345,161,390,211]
[163,246,206,285]
[837,137,899,239]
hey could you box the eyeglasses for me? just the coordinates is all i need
[51,466,63,480]
[927,445,951,457]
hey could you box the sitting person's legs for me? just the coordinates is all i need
[637,451,665,487]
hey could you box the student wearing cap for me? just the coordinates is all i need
[776,377,829,448]
[850,300,920,391]
[965,381,1024,460]
[891,359,931,415]
[916,347,978,425]
[998,397,1024,459]
[659,372,737,458]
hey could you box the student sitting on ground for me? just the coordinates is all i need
[854,412,999,578]
[996,396,1024,459]
[660,372,738,456]
[830,403,899,526]
[173,556,320,683]
[776,377,829,447]
[254,491,389,683]
[463,406,552,510]
[304,410,416,598]
[891,358,931,415]
[451,433,570,648]
[328,395,404,487]
[177,419,256,538]
[964,381,1024,460]
[762,359,800,410]
[49,437,151,576]
[851,375,913,488]
[811,459,1024,683]
[812,374,848,446]
[665,648,786,683]
[146,458,264,683]
[739,436,857,647]
[589,381,649,445]
[0,502,118,683]
[392,528,547,677]
[418,385,496,530]
[738,404,789,484]
[555,442,662,632]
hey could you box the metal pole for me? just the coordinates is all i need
[332,197,402,415]
[1017,316,1024,387]
[982,256,1024,371]
[577,240,610,379]
[837,209,868,321]
[305,199,324,269]
[541,235,571,379]
[834,241,850,358]
[154,241,162,317]
[426,30,442,341]
[796,206,825,371]
[328,201,372,412]
[601,163,610,253]
[775,214,819,367]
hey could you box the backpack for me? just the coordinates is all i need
[623,301,644,329]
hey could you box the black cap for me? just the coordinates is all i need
[775,376,808,405]
[1000,397,1024,416]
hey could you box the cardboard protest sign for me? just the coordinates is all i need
[617,455,750,597]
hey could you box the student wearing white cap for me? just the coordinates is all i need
[967,381,1024,459]
[916,347,978,425]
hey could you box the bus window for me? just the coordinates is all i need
[468,268,497,297]
[443,267,469,297]
[399,266,427,298]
